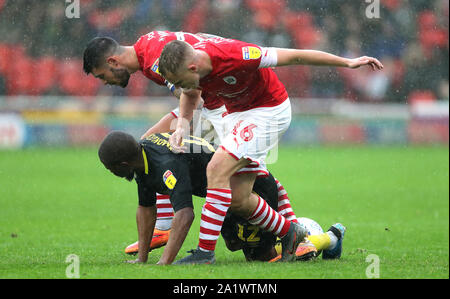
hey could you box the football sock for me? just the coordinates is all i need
[198,188,232,252]
[326,231,339,250]
[248,195,291,238]
[155,193,174,231]
[274,178,298,223]
[307,233,332,251]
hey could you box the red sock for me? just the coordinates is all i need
[248,195,291,238]
[156,193,174,219]
[198,188,232,252]
[274,178,298,223]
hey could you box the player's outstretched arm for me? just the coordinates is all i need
[169,89,202,153]
[141,112,178,140]
[274,48,384,71]
[157,207,195,265]
[127,205,157,263]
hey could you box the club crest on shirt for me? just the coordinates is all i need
[163,170,177,190]
[223,76,237,85]
[242,46,262,60]
[151,58,161,75]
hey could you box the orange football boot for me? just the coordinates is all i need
[269,240,318,263]
[124,229,171,255]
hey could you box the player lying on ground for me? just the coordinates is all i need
[222,216,345,262]
[98,131,305,264]
[158,35,383,264]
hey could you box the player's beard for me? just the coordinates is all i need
[111,67,130,88]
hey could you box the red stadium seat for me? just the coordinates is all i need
[127,72,148,98]
[283,11,314,33]
[417,11,448,57]
[32,57,58,95]
[283,12,320,48]
[183,0,209,33]
[408,90,436,105]
[0,43,12,75]
[418,11,437,31]
[58,59,85,96]
[88,6,134,31]
[382,0,401,11]
[245,0,286,31]
[58,58,101,98]
[6,55,34,95]
[253,9,277,31]
[273,66,311,98]
[245,0,286,14]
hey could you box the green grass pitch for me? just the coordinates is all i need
[0,146,448,279]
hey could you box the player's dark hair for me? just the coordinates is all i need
[159,40,191,77]
[98,131,140,166]
[83,37,120,74]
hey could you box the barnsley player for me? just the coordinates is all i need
[157,37,383,263]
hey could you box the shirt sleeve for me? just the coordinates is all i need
[168,163,194,212]
[159,161,194,212]
[259,47,278,68]
[136,177,157,207]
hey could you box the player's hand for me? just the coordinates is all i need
[347,56,384,71]
[169,128,187,154]
[140,129,152,140]
[125,258,146,264]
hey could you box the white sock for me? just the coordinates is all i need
[326,231,338,250]
[155,219,172,231]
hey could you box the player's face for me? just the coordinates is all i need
[92,66,130,88]
[165,68,200,90]
[105,162,135,182]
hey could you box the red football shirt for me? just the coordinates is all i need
[133,31,224,110]
[194,38,289,113]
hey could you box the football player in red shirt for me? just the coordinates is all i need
[158,38,383,264]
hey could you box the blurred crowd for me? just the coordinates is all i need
[0,0,448,103]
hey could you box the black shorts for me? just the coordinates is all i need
[221,212,277,261]
[220,173,279,261]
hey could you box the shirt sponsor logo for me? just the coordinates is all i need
[242,46,262,60]
[151,58,161,74]
[223,76,237,85]
[163,170,177,190]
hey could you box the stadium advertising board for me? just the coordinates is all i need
[0,113,25,149]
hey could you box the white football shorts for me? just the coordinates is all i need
[170,105,228,145]
[219,98,291,177]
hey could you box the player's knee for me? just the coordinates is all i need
[206,160,230,186]
[229,197,250,218]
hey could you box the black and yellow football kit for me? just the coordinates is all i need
[136,133,214,212]
[220,174,279,261]
[135,133,279,259]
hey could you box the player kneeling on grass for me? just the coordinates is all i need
[98,130,310,264]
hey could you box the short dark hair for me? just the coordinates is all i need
[159,40,192,77]
[98,131,140,166]
[83,37,120,74]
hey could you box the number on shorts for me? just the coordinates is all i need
[240,124,257,142]
[237,224,260,243]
